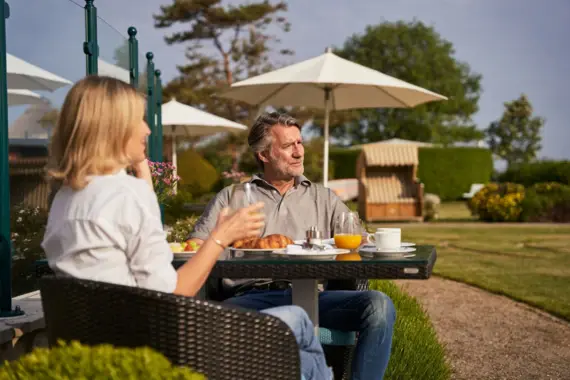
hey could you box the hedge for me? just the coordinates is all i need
[418,148,493,201]
[176,149,219,197]
[498,160,570,187]
[330,146,493,201]
[329,148,361,179]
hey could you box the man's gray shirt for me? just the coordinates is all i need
[190,174,351,295]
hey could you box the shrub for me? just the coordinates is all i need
[167,216,200,243]
[176,149,219,197]
[468,182,525,222]
[329,148,361,179]
[300,138,335,183]
[498,160,570,187]
[520,182,570,222]
[370,280,450,380]
[164,189,195,226]
[0,340,204,379]
[423,193,441,221]
[418,147,493,201]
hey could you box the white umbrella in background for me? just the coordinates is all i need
[161,98,248,191]
[7,53,72,91]
[8,89,45,106]
[220,47,448,187]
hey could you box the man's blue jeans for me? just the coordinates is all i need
[226,289,397,380]
[260,305,332,380]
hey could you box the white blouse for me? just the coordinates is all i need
[41,169,178,293]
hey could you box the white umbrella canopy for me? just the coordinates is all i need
[220,48,447,186]
[8,89,45,106]
[7,53,72,91]
[161,98,247,137]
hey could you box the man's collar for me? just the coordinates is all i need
[249,173,311,187]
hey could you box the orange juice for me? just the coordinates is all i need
[336,252,362,261]
[334,234,362,249]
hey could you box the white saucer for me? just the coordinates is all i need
[293,238,335,246]
[359,246,416,255]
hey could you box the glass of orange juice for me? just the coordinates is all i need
[333,212,362,250]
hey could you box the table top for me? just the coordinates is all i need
[35,245,437,280]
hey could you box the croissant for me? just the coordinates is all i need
[233,234,293,249]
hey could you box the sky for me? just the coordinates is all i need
[6,0,570,160]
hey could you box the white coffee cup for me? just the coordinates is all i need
[367,228,401,250]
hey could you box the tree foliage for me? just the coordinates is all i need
[485,94,544,167]
[320,20,483,146]
[153,0,292,126]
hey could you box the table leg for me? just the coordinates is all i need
[291,279,319,335]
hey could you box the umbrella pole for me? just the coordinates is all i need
[172,135,177,194]
[322,89,331,188]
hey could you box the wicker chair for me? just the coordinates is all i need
[39,277,300,380]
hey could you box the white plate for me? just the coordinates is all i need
[272,248,351,260]
[173,252,197,259]
[359,246,417,255]
[229,247,287,253]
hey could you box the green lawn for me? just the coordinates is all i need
[398,224,570,321]
[437,201,475,221]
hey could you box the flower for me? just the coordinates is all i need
[148,161,180,204]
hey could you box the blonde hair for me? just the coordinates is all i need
[46,75,146,190]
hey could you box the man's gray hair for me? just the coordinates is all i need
[248,111,301,169]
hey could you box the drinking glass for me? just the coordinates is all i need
[228,183,264,236]
[333,211,363,250]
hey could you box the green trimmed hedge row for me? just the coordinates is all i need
[330,147,493,201]
[498,160,570,187]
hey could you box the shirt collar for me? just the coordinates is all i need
[249,173,311,188]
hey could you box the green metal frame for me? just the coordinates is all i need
[146,52,156,161]
[154,70,163,162]
[83,0,98,75]
[0,0,23,317]
[127,27,138,88]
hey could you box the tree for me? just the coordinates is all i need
[485,94,544,167]
[153,0,293,126]
[319,20,483,146]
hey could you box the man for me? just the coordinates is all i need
[189,112,396,379]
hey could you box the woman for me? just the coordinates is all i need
[41,76,331,380]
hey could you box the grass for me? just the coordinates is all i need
[437,201,475,221]
[397,224,570,321]
[370,280,451,380]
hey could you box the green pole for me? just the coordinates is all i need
[154,70,163,162]
[146,52,156,162]
[0,1,23,317]
[127,27,138,88]
[83,0,98,75]
[154,70,164,224]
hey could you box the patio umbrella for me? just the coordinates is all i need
[161,99,248,190]
[8,89,45,106]
[220,47,447,187]
[98,58,130,84]
[7,53,72,91]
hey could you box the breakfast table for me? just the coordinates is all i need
[34,245,437,330]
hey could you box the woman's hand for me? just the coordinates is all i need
[130,159,153,189]
[211,202,265,247]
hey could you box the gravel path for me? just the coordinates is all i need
[395,277,570,380]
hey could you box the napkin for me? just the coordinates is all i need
[286,244,336,253]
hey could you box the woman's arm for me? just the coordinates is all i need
[173,205,264,297]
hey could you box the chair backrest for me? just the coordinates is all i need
[40,277,300,380]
